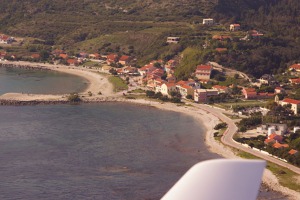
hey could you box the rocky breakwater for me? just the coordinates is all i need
[0,63,51,71]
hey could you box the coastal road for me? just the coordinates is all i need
[193,103,300,175]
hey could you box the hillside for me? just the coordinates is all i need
[0,0,300,77]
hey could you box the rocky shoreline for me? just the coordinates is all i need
[0,63,51,71]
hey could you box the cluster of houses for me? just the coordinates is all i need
[0,33,14,44]
[256,124,299,156]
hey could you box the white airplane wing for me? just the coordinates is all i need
[162,159,266,200]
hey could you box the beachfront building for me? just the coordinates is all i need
[242,88,274,100]
[161,83,177,97]
[176,80,201,99]
[212,85,230,94]
[194,89,218,102]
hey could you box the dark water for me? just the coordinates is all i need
[0,67,88,95]
[0,104,288,199]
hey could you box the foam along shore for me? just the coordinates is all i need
[123,98,300,200]
[0,60,114,101]
[0,60,299,199]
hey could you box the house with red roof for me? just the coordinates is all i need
[195,65,212,81]
[289,78,300,85]
[176,80,201,98]
[288,149,299,156]
[289,64,300,72]
[242,88,274,99]
[268,133,283,143]
[230,24,241,31]
[138,64,156,77]
[0,34,13,44]
[89,53,100,59]
[212,85,230,94]
[272,141,289,149]
[275,87,285,94]
[59,53,68,59]
[31,54,41,59]
[67,58,80,66]
[118,55,132,65]
[161,83,177,96]
[279,98,300,114]
[106,54,119,65]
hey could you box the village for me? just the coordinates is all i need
[1,19,300,167]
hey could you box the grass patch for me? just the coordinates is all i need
[237,151,300,192]
[108,76,128,92]
[217,100,267,110]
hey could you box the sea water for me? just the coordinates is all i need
[0,104,287,200]
[0,67,88,95]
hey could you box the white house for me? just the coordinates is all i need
[203,18,214,25]
[230,24,241,31]
[279,98,300,115]
[161,83,177,96]
[195,65,212,81]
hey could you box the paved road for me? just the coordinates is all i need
[208,61,253,84]
[193,103,300,175]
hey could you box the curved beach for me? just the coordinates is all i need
[0,60,299,199]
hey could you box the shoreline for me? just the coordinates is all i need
[0,61,299,199]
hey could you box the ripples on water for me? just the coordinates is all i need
[0,67,88,95]
[0,103,288,199]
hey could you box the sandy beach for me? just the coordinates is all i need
[0,60,114,101]
[0,60,299,199]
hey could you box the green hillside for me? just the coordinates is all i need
[1,0,300,77]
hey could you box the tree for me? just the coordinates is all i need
[67,93,81,102]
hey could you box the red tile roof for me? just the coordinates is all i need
[59,53,68,59]
[213,85,228,90]
[119,55,130,61]
[31,54,40,59]
[288,149,298,155]
[196,65,212,71]
[290,78,300,84]
[289,64,300,70]
[264,138,275,144]
[282,98,300,105]
[273,142,289,149]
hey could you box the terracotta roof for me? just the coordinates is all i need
[67,59,78,64]
[264,138,275,144]
[290,78,300,84]
[59,53,68,59]
[289,64,300,70]
[273,142,289,149]
[31,54,40,59]
[213,85,228,90]
[165,83,176,87]
[288,149,298,155]
[269,133,283,141]
[119,55,130,61]
[282,98,300,105]
[233,24,240,26]
[107,54,118,61]
[196,65,212,71]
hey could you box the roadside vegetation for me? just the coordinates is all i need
[108,76,128,92]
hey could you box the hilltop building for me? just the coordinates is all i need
[203,18,214,25]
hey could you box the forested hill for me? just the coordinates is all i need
[0,0,300,77]
[1,0,299,39]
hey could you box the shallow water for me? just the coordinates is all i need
[0,103,288,199]
[0,67,88,95]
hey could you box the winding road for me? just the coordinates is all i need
[194,103,300,175]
